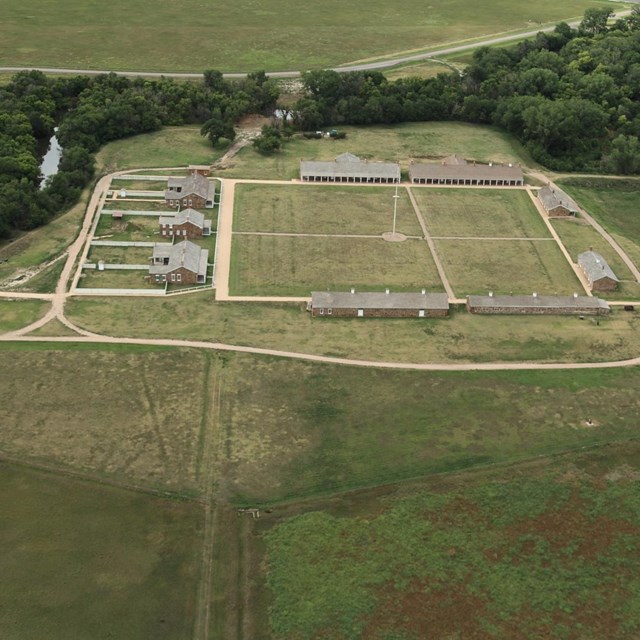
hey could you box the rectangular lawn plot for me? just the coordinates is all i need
[234,184,423,236]
[86,245,153,265]
[230,235,443,296]
[94,215,161,243]
[435,239,581,296]
[102,201,172,212]
[412,188,550,238]
[79,269,163,290]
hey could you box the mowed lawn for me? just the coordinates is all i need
[229,235,443,296]
[0,464,202,640]
[559,179,640,271]
[86,245,154,265]
[0,299,50,333]
[78,269,163,290]
[234,184,422,236]
[0,347,211,492]
[0,0,609,72]
[435,239,581,295]
[66,294,640,365]
[218,356,640,503]
[260,446,640,639]
[412,188,550,238]
[94,215,162,243]
[225,122,534,180]
[552,218,640,300]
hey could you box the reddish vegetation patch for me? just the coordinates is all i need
[363,578,493,640]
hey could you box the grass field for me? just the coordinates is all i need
[86,245,153,265]
[258,444,640,639]
[0,186,89,285]
[0,463,202,640]
[234,184,423,236]
[78,269,162,290]
[94,215,162,243]
[551,218,640,300]
[559,179,640,270]
[66,294,640,364]
[0,0,614,72]
[223,122,535,180]
[412,188,550,238]
[0,299,49,333]
[0,347,211,492]
[96,127,216,172]
[435,239,582,295]
[103,201,175,212]
[229,235,443,296]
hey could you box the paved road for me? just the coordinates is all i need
[1,13,631,79]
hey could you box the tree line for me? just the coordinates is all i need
[0,70,279,238]
[292,9,640,173]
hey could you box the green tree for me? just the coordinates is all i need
[200,117,235,146]
[579,8,613,36]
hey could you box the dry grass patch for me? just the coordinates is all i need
[230,235,443,296]
[0,299,50,333]
[94,215,161,243]
[86,246,153,265]
[234,183,422,236]
[78,269,162,290]
[413,188,550,238]
[436,239,582,296]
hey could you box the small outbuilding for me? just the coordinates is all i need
[578,251,619,292]
[310,290,450,318]
[409,156,523,186]
[165,173,215,209]
[537,185,579,217]
[159,208,212,238]
[188,164,211,176]
[149,240,209,285]
[466,293,610,316]
[300,153,400,184]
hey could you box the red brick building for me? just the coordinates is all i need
[149,240,209,285]
[159,208,212,239]
[165,173,215,209]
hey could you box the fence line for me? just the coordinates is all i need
[91,240,156,247]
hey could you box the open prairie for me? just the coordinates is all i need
[255,443,640,639]
[0,0,613,72]
[0,463,202,640]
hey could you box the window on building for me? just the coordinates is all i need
[328,308,333,315]
[171,274,176,282]
[177,273,182,282]
[319,309,324,315]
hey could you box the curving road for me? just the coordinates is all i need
[0,13,631,79]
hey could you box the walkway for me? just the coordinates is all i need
[405,186,456,301]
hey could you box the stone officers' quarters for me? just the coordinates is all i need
[409,154,524,186]
[159,208,212,239]
[300,152,401,184]
[537,185,579,217]
[578,251,619,292]
[149,240,209,285]
[165,173,215,209]
[310,289,450,318]
[188,164,211,176]
[467,293,610,316]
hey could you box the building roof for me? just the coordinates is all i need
[165,173,215,201]
[537,185,578,212]
[578,251,619,283]
[409,160,523,182]
[300,155,400,181]
[159,208,210,229]
[467,294,610,311]
[149,240,209,277]
[311,290,449,311]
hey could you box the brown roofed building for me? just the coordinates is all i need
[310,290,449,318]
[538,186,578,217]
[165,173,215,209]
[409,156,523,186]
[578,251,619,292]
[159,208,212,239]
[300,153,400,184]
[149,240,209,285]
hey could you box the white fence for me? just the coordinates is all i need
[101,209,175,217]
[82,263,149,270]
[91,240,156,247]
[74,288,167,296]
